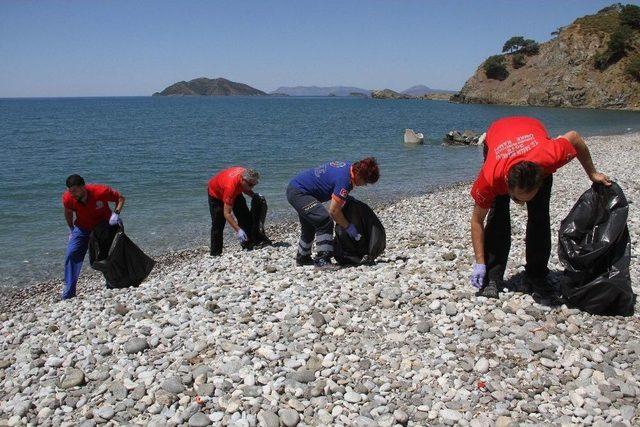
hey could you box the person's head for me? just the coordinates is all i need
[66,174,87,201]
[241,168,260,192]
[352,157,380,187]
[506,161,544,204]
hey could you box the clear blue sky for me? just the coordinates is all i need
[1,0,637,97]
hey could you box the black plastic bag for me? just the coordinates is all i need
[90,225,155,289]
[334,197,386,265]
[250,194,272,246]
[558,182,635,316]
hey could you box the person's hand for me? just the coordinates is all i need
[236,229,248,243]
[589,171,612,187]
[470,263,486,289]
[109,212,120,226]
[345,223,362,241]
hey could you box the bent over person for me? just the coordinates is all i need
[469,116,611,300]
[287,158,380,269]
[62,174,125,300]
[207,167,260,256]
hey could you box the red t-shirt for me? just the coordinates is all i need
[471,116,577,209]
[62,184,121,231]
[208,166,245,206]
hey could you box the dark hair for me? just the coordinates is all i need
[66,174,85,188]
[507,161,544,192]
[352,157,380,184]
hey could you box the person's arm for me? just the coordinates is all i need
[471,204,489,264]
[561,131,612,186]
[64,208,75,230]
[114,195,125,213]
[223,203,241,232]
[328,198,349,228]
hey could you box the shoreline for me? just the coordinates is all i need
[1,132,639,425]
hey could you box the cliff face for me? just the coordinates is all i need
[153,78,266,96]
[454,6,640,110]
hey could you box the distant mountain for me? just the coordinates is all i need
[402,85,457,96]
[371,89,414,99]
[270,86,370,97]
[153,77,267,96]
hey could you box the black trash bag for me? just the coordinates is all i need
[558,182,635,316]
[250,194,272,246]
[90,225,156,289]
[88,221,118,265]
[334,197,386,265]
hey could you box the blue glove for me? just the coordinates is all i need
[109,212,120,226]
[345,223,362,241]
[236,229,248,243]
[470,263,486,289]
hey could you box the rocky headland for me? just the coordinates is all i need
[1,133,639,426]
[453,4,640,110]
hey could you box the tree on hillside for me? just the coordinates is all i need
[620,4,640,29]
[626,55,640,81]
[520,39,540,55]
[502,36,525,53]
[512,53,526,69]
[608,25,633,57]
[484,55,509,80]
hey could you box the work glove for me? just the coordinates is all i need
[109,212,120,226]
[236,229,248,243]
[345,223,362,241]
[470,263,486,289]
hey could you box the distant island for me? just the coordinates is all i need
[402,85,457,97]
[453,3,640,110]
[270,86,370,97]
[153,77,266,96]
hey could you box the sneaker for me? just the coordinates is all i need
[295,254,314,266]
[476,280,499,299]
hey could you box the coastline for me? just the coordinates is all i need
[1,132,639,425]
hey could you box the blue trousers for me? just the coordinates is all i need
[63,226,91,299]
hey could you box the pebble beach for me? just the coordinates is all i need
[1,133,639,426]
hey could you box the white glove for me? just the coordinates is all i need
[109,212,120,226]
[236,229,248,243]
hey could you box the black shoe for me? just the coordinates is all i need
[296,254,314,266]
[314,254,339,270]
[476,280,499,299]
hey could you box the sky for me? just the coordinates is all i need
[1,0,638,97]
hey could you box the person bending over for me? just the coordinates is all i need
[469,116,611,300]
[62,174,125,300]
[287,158,380,269]
[207,167,260,256]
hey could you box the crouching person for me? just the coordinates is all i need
[207,167,261,256]
[286,158,380,269]
[62,174,125,300]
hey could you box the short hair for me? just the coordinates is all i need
[242,168,260,183]
[66,174,85,188]
[507,161,544,192]
[352,157,380,184]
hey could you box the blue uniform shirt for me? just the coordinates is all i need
[290,161,353,204]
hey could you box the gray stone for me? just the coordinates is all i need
[162,377,186,394]
[59,368,85,389]
[124,338,149,354]
[278,408,300,427]
[13,401,31,417]
[440,408,462,424]
[445,303,458,316]
[94,406,115,420]
[416,320,433,333]
[380,287,402,302]
[292,368,316,384]
[257,409,279,427]
[0,359,13,369]
[344,391,362,403]
[188,412,211,427]
[528,341,546,353]
[474,358,489,374]
[311,311,326,327]
[620,405,635,420]
[115,303,130,316]
[393,409,408,425]
[110,382,128,400]
[155,389,178,406]
[442,251,456,261]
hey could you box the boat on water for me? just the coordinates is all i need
[404,128,424,144]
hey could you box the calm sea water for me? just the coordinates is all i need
[1,96,639,287]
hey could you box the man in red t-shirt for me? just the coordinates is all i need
[62,174,125,299]
[469,116,611,300]
[207,167,260,256]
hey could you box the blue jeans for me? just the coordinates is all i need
[63,226,91,299]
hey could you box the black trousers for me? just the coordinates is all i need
[485,175,553,283]
[286,184,334,256]
[208,195,252,256]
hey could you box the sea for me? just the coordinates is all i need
[1,96,639,287]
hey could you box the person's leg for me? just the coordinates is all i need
[63,227,91,299]
[287,185,333,265]
[232,195,252,248]
[209,195,226,256]
[525,175,553,290]
[484,195,512,284]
